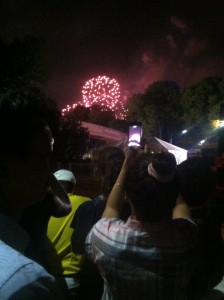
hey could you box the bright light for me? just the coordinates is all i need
[212,120,224,128]
[182,129,187,134]
[198,140,205,145]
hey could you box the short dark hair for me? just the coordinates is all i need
[177,157,216,207]
[124,152,179,222]
[152,152,177,176]
[0,89,60,158]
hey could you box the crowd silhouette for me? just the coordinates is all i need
[0,91,224,299]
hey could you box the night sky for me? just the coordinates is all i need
[0,0,224,109]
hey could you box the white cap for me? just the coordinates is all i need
[54,169,76,184]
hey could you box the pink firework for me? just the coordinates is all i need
[82,75,126,119]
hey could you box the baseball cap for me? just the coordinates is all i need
[54,169,76,184]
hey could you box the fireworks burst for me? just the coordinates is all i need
[82,75,126,119]
[82,75,120,107]
[62,75,126,119]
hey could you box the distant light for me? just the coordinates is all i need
[199,140,205,145]
[182,129,187,134]
[212,120,224,128]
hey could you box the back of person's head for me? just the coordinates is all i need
[151,151,177,177]
[177,156,216,207]
[124,152,179,222]
[93,146,125,199]
[54,169,76,194]
[0,89,60,158]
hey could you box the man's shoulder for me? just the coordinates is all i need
[71,195,105,230]
[75,195,105,218]
[90,217,198,251]
[0,240,47,282]
[0,241,64,299]
[69,194,91,205]
[71,194,90,200]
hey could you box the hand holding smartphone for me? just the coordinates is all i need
[128,122,142,147]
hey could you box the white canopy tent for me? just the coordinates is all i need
[146,137,187,164]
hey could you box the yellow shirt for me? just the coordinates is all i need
[47,194,90,276]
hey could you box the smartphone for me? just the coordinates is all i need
[128,122,142,147]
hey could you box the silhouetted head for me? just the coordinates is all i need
[177,156,216,207]
[0,89,60,158]
[54,169,76,194]
[0,89,60,219]
[124,152,179,222]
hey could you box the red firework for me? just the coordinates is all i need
[82,75,125,119]
[62,75,126,119]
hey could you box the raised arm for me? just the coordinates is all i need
[48,173,72,217]
[102,146,142,219]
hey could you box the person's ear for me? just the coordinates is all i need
[221,224,224,241]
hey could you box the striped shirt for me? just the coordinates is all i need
[86,217,198,300]
[0,213,65,299]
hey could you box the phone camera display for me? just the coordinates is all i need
[128,123,142,147]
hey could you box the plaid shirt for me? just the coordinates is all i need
[86,217,198,300]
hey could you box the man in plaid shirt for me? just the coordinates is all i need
[86,150,198,300]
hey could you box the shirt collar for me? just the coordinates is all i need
[125,216,168,231]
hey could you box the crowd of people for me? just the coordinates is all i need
[0,91,224,299]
